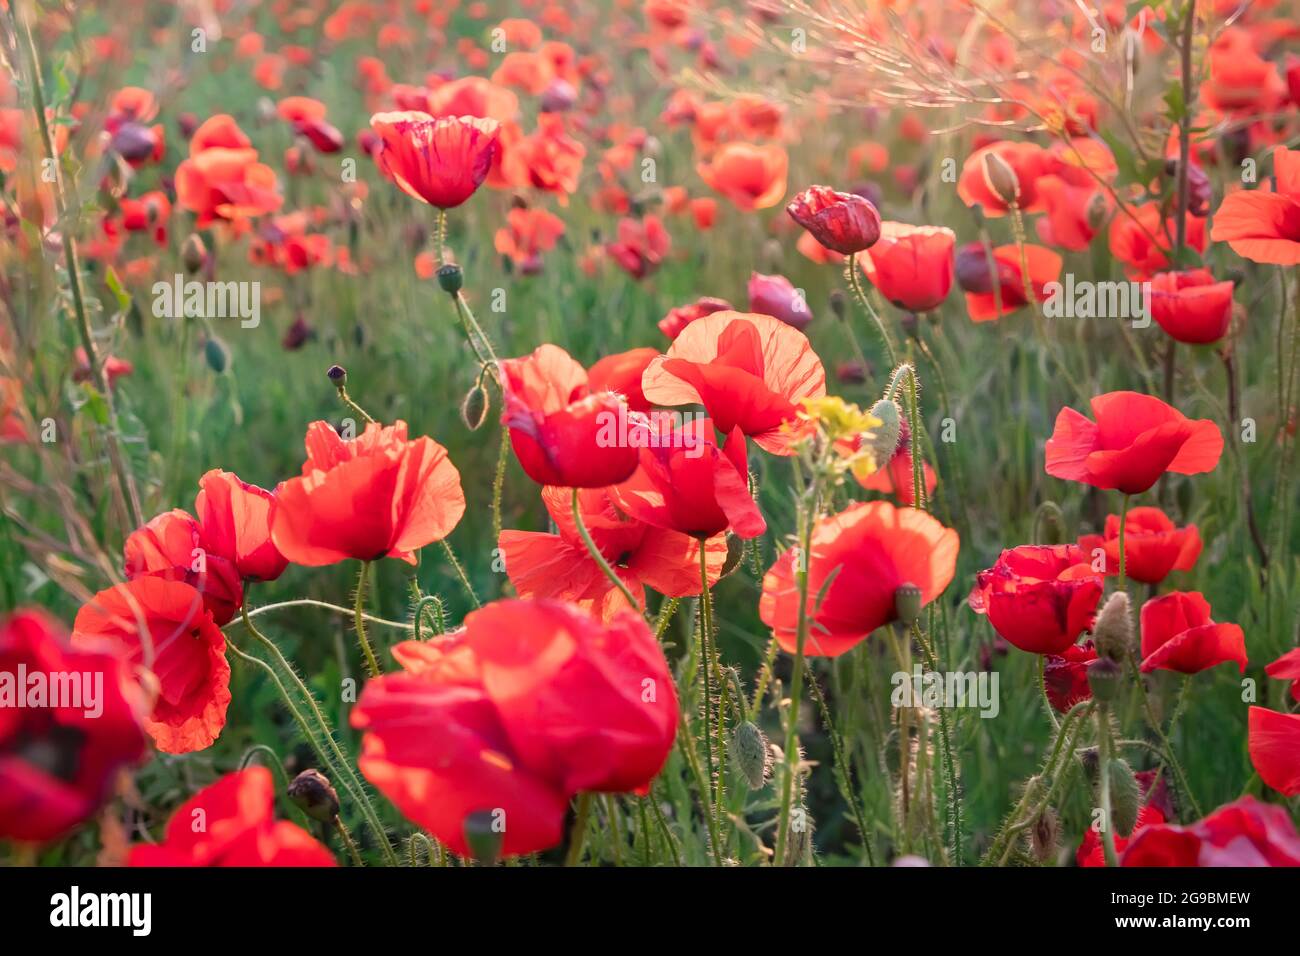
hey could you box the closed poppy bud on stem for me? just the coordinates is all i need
[460,382,489,430]
[182,233,207,274]
[829,289,847,320]
[1106,758,1140,837]
[866,398,902,464]
[1092,591,1134,662]
[1086,192,1109,232]
[205,335,230,374]
[721,533,745,578]
[734,720,770,790]
[1031,807,1059,863]
[287,769,340,823]
[981,150,1021,207]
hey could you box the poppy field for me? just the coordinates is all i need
[1,0,1299,878]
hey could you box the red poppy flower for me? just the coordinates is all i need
[957,141,1054,215]
[854,222,956,312]
[499,486,727,620]
[73,577,231,754]
[124,509,243,626]
[1043,640,1098,713]
[194,469,290,583]
[1202,28,1287,116]
[968,545,1103,655]
[0,609,148,844]
[955,242,1061,322]
[696,141,788,211]
[760,501,959,657]
[1121,796,1300,866]
[369,111,500,209]
[277,96,344,153]
[187,114,253,153]
[353,599,677,858]
[748,272,813,330]
[1077,506,1201,584]
[785,185,882,254]
[175,148,282,229]
[586,347,659,413]
[658,296,733,340]
[499,344,642,488]
[1034,175,1109,251]
[1209,146,1300,265]
[499,114,585,200]
[1045,391,1223,494]
[493,206,565,273]
[610,415,764,540]
[1078,801,1168,867]
[1265,647,1300,702]
[1139,591,1246,675]
[606,214,671,279]
[1248,706,1300,797]
[128,768,336,866]
[271,420,465,566]
[1108,203,1207,278]
[642,311,826,455]
[1149,269,1235,344]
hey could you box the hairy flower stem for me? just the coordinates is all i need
[1037,655,1061,731]
[1096,703,1120,867]
[335,384,376,425]
[335,818,364,867]
[440,538,481,608]
[846,261,898,366]
[354,561,382,678]
[572,487,640,609]
[565,793,593,866]
[699,543,726,849]
[1117,494,1130,592]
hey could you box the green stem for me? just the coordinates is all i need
[354,561,381,678]
[846,260,898,366]
[699,541,725,846]
[571,487,640,609]
[335,818,364,867]
[1097,703,1120,867]
[565,793,593,866]
[440,538,482,608]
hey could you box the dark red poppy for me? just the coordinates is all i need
[854,222,955,312]
[1077,506,1201,584]
[968,545,1103,655]
[124,509,243,626]
[0,610,148,844]
[642,311,826,455]
[1043,640,1098,713]
[658,296,733,340]
[785,185,882,254]
[195,469,289,583]
[748,272,812,330]
[73,577,231,754]
[1150,269,1235,344]
[610,415,764,540]
[128,768,336,866]
[369,111,500,209]
[499,486,727,620]
[499,344,642,488]
[352,599,678,858]
[271,420,465,566]
[1045,391,1223,494]
[1138,591,1246,675]
[1265,647,1300,702]
[760,501,959,657]
[586,348,659,413]
[1121,796,1300,866]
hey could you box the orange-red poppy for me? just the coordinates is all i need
[1209,145,1300,265]
[696,141,788,211]
[370,111,501,209]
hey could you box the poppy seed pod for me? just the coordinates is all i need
[1092,591,1134,662]
[734,720,770,790]
[894,581,923,626]
[437,263,464,295]
[1086,656,1123,702]
[205,335,230,374]
[287,769,340,823]
[464,810,503,866]
[866,398,902,464]
[981,150,1021,207]
[326,364,347,385]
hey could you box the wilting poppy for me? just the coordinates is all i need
[696,141,788,211]
[369,111,500,209]
[1139,591,1246,675]
[1149,269,1235,344]
[610,415,764,540]
[785,185,881,254]
[73,577,231,754]
[1209,145,1300,266]
[128,768,336,866]
[124,509,243,626]
[586,347,658,413]
[642,311,826,455]
[499,344,642,488]
[658,296,733,340]
[1121,796,1300,866]
[955,242,1061,322]
[760,501,958,657]
[1265,647,1300,702]
[748,272,812,330]
[968,545,1103,655]
[854,222,955,312]
[1045,391,1223,494]
[499,486,727,619]
[353,599,677,858]
[0,610,148,844]
[1248,706,1300,797]
[194,469,290,583]
[1077,506,1201,584]
[271,420,466,566]
[1043,640,1098,713]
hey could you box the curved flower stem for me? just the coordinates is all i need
[1096,703,1120,867]
[571,487,640,610]
[1037,655,1061,731]
[565,792,593,866]
[334,818,364,867]
[335,384,376,425]
[653,597,679,641]
[354,561,382,678]
[244,598,413,630]
[413,594,447,640]
[845,260,898,366]
[440,538,482,608]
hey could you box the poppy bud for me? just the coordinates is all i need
[182,234,207,275]
[1078,748,1099,781]
[894,581,923,626]
[460,382,489,431]
[437,263,464,295]
[783,806,813,866]
[762,238,783,272]
[720,533,745,579]
[866,398,903,464]
[1105,758,1140,838]
[327,364,347,386]
[287,768,340,823]
[1086,192,1109,232]
[829,289,847,320]
[1092,591,1134,663]
[1086,656,1123,702]
[1032,501,1065,545]
[981,150,1021,207]
[205,335,230,374]
[463,809,503,865]
[733,720,770,790]
[1030,806,1059,863]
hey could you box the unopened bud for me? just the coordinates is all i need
[866,398,902,463]
[1106,758,1140,838]
[981,150,1021,207]
[829,289,848,320]
[182,234,207,274]
[720,534,745,579]
[460,382,489,431]
[733,720,770,790]
[1086,656,1123,702]
[204,335,230,374]
[1030,806,1059,863]
[1092,591,1134,663]
[287,769,340,823]
[1086,192,1109,232]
